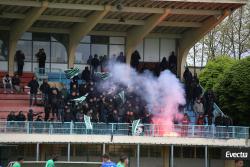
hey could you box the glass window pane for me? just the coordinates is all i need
[144,38,160,62]
[80,36,91,43]
[0,39,8,61]
[91,44,108,57]
[51,42,67,63]
[183,147,195,158]
[33,41,50,62]
[16,40,32,61]
[110,37,125,44]
[75,44,90,64]
[160,38,176,61]
[109,45,124,58]
[20,32,32,40]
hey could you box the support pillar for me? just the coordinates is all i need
[177,10,231,79]
[68,6,111,68]
[137,144,140,167]
[36,143,40,161]
[162,146,170,167]
[8,1,48,75]
[125,9,171,64]
[102,143,106,155]
[67,143,71,162]
[170,145,174,167]
[205,146,208,167]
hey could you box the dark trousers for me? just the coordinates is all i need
[30,93,37,106]
[17,63,24,76]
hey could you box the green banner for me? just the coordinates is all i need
[73,93,88,104]
[84,115,93,130]
[132,119,141,136]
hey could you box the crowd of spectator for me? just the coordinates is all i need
[3,49,232,127]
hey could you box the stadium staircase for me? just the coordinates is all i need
[0,72,43,120]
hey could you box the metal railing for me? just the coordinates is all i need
[7,161,102,167]
[0,121,248,139]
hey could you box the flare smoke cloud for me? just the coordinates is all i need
[100,62,186,129]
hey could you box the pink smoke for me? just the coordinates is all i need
[102,62,186,134]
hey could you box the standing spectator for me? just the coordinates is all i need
[87,55,93,71]
[40,79,50,104]
[193,81,202,102]
[27,109,42,121]
[28,76,39,106]
[181,113,190,136]
[183,67,193,109]
[168,51,177,70]
[35,48,46,74]
[91,54,100,74]
[116,52,126,63]
[160,57,169,71]
[45,156,58,167]
[81,67,91,83]
[193,98,204,115]
[117,155,129,167]
[15,50,25,76]
[130,50,141,70]
[203,90,215,116]
[2,74,13,93]
[50,85,59,120]
[12,157,24,167]
[12,74,21,93]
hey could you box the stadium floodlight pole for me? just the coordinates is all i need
[170,145,174,167]
[67,143,71,162]
[36,143,40,161]
[137,144,140,167]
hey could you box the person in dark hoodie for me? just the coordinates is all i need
[40,79,50,105]
[81,66,91,83]
[15,50,25,76]
[130,50,141,70]
[35,48,46,74]
[91,54,100,74]
[28,76,39,106]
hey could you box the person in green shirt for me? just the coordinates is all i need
[117,155,129,167]
[12,157,24,167]
[45,156,58,167]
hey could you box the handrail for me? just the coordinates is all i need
[7,161,102,167]
[0,121,248,139]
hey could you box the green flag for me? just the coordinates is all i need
[132,119,141,136]
[84,115,93,130]
[94,72,111,80]
[73,93,88,104]
[115,91,126,104]
[64,67,80,79]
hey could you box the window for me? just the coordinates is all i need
[209,148,221,159]
[51,42,67,63]
[149,146,162,157]
[91,35,109,44]
[144,38,160,62]
[0,39,8,61]
[20,32,32,40]
[16,40,32,61]
[91,44,108,57]
[110,37,125,45]
[174,147,182,158]
[75,44,90,64]
[109,45,124,57]
[32,41,50,63]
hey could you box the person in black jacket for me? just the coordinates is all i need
[130,50,141,70]
[35,48,46,74]
[81,67,91,83]
[27,109,43,121]
[91,54,100,74]
[16,111,26,121]
[15,50,25,76]
[40,79,50,104]
[7,111,16,121]
[28,76,39,106]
